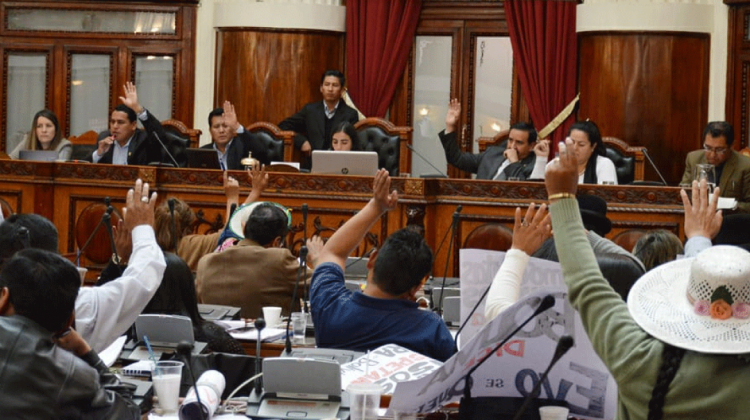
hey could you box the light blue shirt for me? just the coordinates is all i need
[324,100,340,120]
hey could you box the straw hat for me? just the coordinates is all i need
[628,245,750,354]
[228,202,292,239]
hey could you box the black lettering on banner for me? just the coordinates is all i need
[566,362,608,418]
[515,368,571,400]
[485,378,504,389]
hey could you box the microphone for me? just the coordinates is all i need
[454,279,494,352]
[176,341,205,420]
[436,205,463,315]
[285,245,308,354]
[76,205,114,267]
[301,203,309,311]
[168,198,177,252]
[462,295,555,400]
[153,132,180,168]
[254,318,266,395]
[641,147,668,186]
[511,335,575,420]
[102,205,122,276]
[406,144,448,178]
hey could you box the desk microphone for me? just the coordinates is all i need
[168,198,177,252]
[436,205,462,315]
[153,132,180,168]
[286,245,308,354]
[254,318,266,395]
[177,341,206,420]
[102,205,122,276]
[462,295,555,401]
[76,205,114,267]
[641,147,668,186]
[406,144,448,178]
[511,335,574,420]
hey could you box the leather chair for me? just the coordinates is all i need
[354,118,412,176]
[246,122,295,163]
[602,137,645,185]
[68,130,98,162]
[612,229,647,253]
[462,223,513,252]
[160,119,198,168]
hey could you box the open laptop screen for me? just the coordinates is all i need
[311,151,378,176]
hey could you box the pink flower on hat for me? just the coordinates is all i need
[694,300,710,316]
[733,302,750,319]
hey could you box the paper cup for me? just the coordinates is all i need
[539,406,569,420]
[347,383,382,420]
[262,306,282,327]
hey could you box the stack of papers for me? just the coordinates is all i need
[213,320,287,342]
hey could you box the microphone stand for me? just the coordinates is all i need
[453,280,494,352]
[102,206,122,276]
[406,144,448,178]
[76,206,114,267]
[168,198,177,252]
[153,132,180,168]
[254,318,266,395]
[285,246,308,354]
[436,205,462,315]
[641,148,668,186]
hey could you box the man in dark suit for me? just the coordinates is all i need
[200,101,270,170]
[92,82,175,166]
[279,70,359,166]
[680,121,750,212]
[439,99,548,180]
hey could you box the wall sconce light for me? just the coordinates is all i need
[491,122,501,132]
[419,107,429,117]
[72,80,83,86]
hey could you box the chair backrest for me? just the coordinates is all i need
[75,202,122,264]
[602,137,645,184]
[611,229,647,252]
[161,119,201,149]
[246,122,295,163]
[68,130,99,161]
[354,118,412,176]
[462,223,513,252]
[477,130,510,153]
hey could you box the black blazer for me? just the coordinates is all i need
[200,129,271,170]
[278,100,359,151]
[439,130,538,180]
[94,110,174,166]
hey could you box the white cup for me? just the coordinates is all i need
[151,360,183,414]
[539,406,569,420]
[262,306,282,327]
[76,267,88,285]
[347,383,382,420]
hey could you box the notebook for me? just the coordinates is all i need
[18,150,59,161]
[185,148,221,169]
[310,151,378,176]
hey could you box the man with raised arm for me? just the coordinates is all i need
[201,101,270,170]
[92,82,175,166]
[309,169,455,361]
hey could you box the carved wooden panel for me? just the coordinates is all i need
[578,32,710,185]
[215,28,345,126]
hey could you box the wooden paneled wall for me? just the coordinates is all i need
[214,28,345,126]
[578,32,710,185]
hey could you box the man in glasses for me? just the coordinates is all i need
[681,121,750,212]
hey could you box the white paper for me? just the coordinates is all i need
[214,320,286,342]
[340,344,442,394]
[99,335,127,367]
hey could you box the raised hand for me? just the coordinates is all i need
[545,137,578,199]
[534,139,550,159]
[118,82,142,113]
[112,218,133,262]
[124,178,156,230]
[511,203,552,255]
[306,235,325,268]
[372,169,398,212]
[681,179,723,239]
[445,99,461,133]
[223,100,240,131]
[224,172,240,204]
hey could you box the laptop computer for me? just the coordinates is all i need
[121,314,207,361]
[311,150,378,176]
[19,150,59,161]
[185,148,221,169]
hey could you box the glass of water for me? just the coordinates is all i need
[291,312,307,343]
[694,163,716,192]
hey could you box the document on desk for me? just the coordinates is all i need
[213,320,287,342]
[99,335,127,367]
[340,344,442,394]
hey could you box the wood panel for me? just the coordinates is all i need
[0,160,686,279]
[578,32,710,185]
[726,3,750,150]
[215,28,345,126]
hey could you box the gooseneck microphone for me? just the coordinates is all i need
[286,245,308,354]
[254,318,266,395]
[177,341,205,420]
[301,203,309,312]
[641,147,668,186]
[406,144,448,178]
[153,132,180,168]
[436,205,463,315]
[511,335,575,420]
[454,279,494,352]
[168,198,177,252]
[76,205,114,267]
[102,205,122,275]
[462,295,555,401]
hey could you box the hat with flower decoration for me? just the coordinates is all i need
[628,245,750,354]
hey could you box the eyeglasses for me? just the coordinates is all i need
[703,144,728,155]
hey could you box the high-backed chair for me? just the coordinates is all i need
[68,130,99,161]
[603,137,645,185]
[612,229,647,253]
[246,122,295,163]
[354,118,412,176]
[462,223,513,252]
[162,119,201,149]
[477,130,510,153]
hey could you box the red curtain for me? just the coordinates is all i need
[505,0,577,149]
[346,0,422,118]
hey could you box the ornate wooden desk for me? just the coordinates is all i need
[0,160,684,276]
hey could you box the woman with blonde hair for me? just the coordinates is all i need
[10,109,72,160]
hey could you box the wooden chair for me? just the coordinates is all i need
[246,122,295,163]
[74,203,122,265]
[354,117,412,176]
[477,129,510,153]
[161,119,202,149]
[462,223,513,252]
[612,229,647,253]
